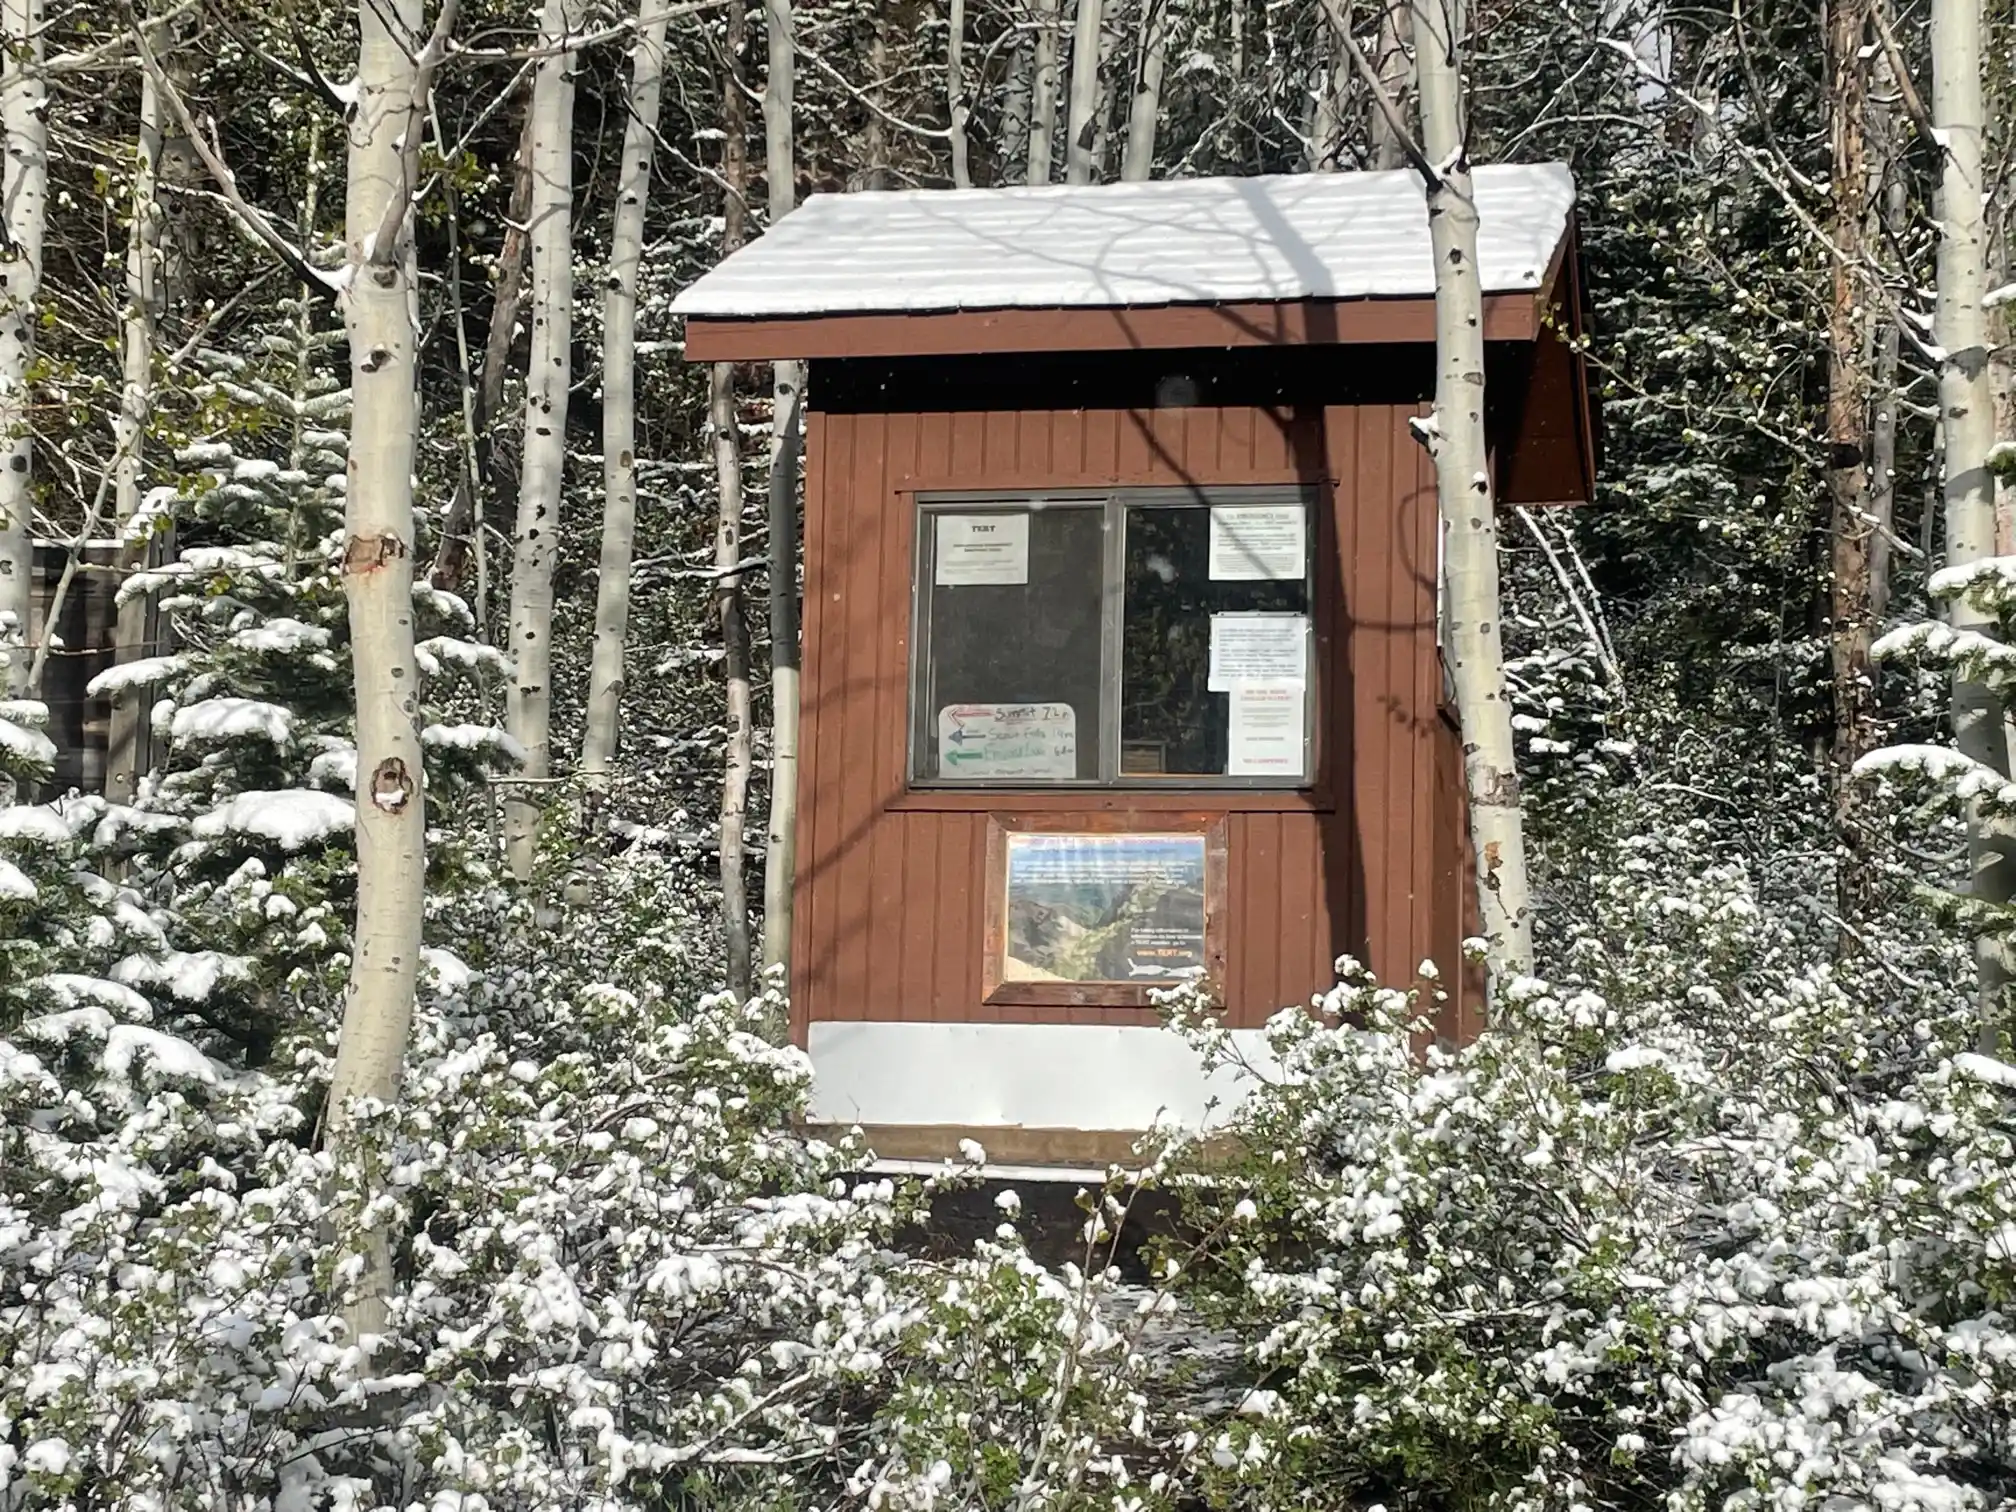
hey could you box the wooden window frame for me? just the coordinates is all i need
[981,811,1229,1009]
[909,485,1319,793]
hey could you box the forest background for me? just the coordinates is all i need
[2,0,2016,1508]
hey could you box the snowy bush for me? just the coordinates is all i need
[1,946,1184,1510]
[1161,844,2014,1512]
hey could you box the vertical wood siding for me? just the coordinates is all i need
[793,401,1453,1040]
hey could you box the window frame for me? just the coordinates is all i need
[908,485,1319,792]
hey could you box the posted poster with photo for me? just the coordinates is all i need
[938,702,1076,779]
[1209,504,1305,581]
[935,513,1030,585]
[1002,832,1206,983]
[1208,612,1307,691]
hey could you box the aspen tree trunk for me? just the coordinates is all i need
[326,0,438,1349]
[0,0,45,697]
[431,98,534,594]
[1002,31,1033,177]
[1371,2,1412,171]
[1086,15,1116,172]
[762,0,802,976]
[947,0,972,188]
[717,0,754,997]
[581,4,670,797]
[1310,0,1346,172]
[1932,0,2016,1048]
[1867,48,1903,629]
[1411,0,1535,985]
[1028,0,1060,182]
[862,15,890,190]
[106,28,166,805]
[503,0,582,881]
[1869,261,1901,627]
[1827,0,1875,914]
[1120,0,1167,181]
[1063,0,1104,183]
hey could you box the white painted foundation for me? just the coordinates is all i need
[806,1020,1276,1133]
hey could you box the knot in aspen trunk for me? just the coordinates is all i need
[370,756,416,813]
[343,533,409,573]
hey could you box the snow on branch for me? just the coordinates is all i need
[190,790,355,850]
[1870,620,2016,690]
[1853,742,2016,813]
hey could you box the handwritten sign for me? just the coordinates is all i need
[937,702,1077,779]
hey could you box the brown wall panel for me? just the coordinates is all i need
[791,398,1448,1040]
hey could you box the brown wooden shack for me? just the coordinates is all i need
[673,164,1595,1172]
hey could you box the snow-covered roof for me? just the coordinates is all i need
[672,164,1576,320]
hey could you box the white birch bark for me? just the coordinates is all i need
[106,25,166,806]
[1001,32,1032,178]
[325,0,439,1349]
[714,361,753,996]
[1028,0,1060,184]
[1411,0,1535,985]
[1309,0,1346,172]
[503,0,583,880]
[1371,2,1413,171]
[581,3,669,796]
[947,0,972,189]
[1120,0,1167,181]
[761,0,802,975]
[1931,0,2015,1047]
[0,0,45,698]
[1063,0,1104,183]
[717,0,753,996]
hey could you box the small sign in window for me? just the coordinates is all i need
[937,702,1076,780]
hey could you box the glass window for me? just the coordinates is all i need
[911,490,1314,787]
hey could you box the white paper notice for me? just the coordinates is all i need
[1209,504,1305,581]
[1227,682,1305,776]
[1208,613,1306,692]
[935,514,1029,586]
[937,702,1076,779]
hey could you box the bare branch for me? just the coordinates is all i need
[797,40,952,142]
[290,20,357,115]
[127,12,336,295]
[1869,0,1936,143]
[1318,0,1440,188]
[368,0,462,267]
[43,0,197,73]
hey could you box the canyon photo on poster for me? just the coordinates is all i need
[1001,832,1207,983]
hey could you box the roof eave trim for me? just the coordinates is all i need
[681,289,1549,363]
